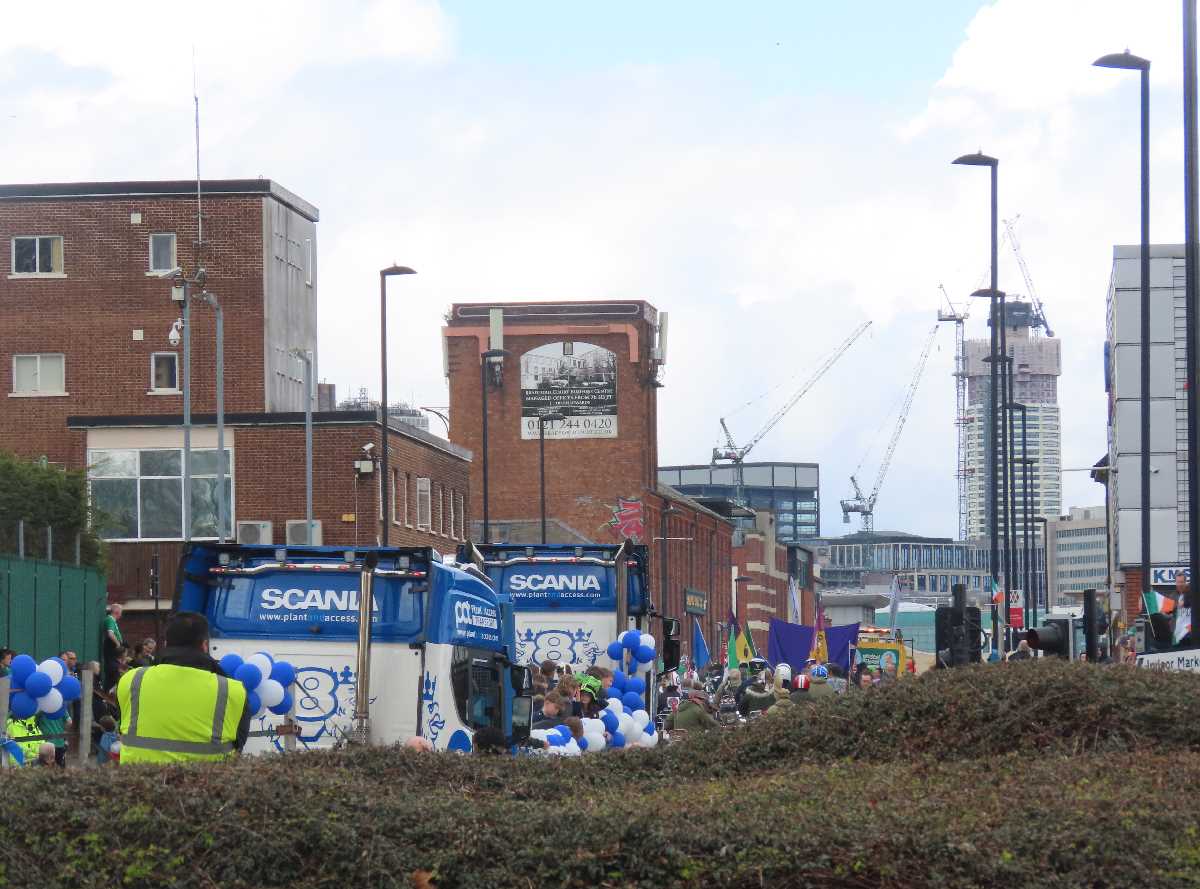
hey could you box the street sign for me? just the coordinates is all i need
[1008,607,1024,629]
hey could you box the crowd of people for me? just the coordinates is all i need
[1,604,155,768]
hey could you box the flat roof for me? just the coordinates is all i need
[66,410,470,461]
[0,179,318,222]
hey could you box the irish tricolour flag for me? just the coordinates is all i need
[991,578,1004,606]
[1144,589,1178,616]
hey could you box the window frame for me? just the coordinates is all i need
[10,235,65,277]
[148,233,177,273]
[148,352,180,394]
[416,477,432,531]
[11,352,66,396]
[455,492,464,540]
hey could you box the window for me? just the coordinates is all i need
[11,236,64,275]
[150,353,179,392]
[304,238,313,286]
[12,353,65,395]
[448,488,457,540]
[88,447,232,540]
[455,492,464,540]
[404,474,412,527]
[437,484,445,535]
[149,233,176,272]
[450,647,502,731]
[391,470,401,525]
[416,477,431,530]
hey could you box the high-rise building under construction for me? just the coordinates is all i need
[962,301,1062,544]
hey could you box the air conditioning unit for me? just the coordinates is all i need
[236,521,273,545]
[286,519,323,546]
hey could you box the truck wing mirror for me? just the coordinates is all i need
[510,665,531,692]
[510,695,532,742]
[661,638,681,673]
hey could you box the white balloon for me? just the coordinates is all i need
[638,730,659,748]
[618,713,635,737]
[581,718,603,734]
[632,709,650,729]
[529,729,549,741]
[37,688,63,714]
[246,653,274,684]
[584,732,606,752]
[563,739,581,756]
[258,679,285,709]
[606,698,622,713]
[38,659,65,686]
[640,633,656,650]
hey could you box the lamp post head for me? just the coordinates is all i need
[1094,51,1150,71]
[539,412,566,424]
[380,265,417,277]
[952,151,998,167]
[734,575,752,584]
[970,288,1006,300]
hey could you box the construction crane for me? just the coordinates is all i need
[1003,215,1054,337]
[937,285,970,541]
[713,320,872,503]
[840,323,939,535]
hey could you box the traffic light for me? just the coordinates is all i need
[1026,618,1072,658]
[935,604,982,667]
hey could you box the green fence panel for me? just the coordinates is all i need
[0,556,106,661]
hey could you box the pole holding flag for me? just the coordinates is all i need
[692,617,711,673]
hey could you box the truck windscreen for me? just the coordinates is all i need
[450,647,502,731]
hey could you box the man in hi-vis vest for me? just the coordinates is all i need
[117,612,250,764]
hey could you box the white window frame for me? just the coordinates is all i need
[448,488,457,540]
[10,353,66,396]
[148,352,180,394]
[436,484,445,536]
[404,473,412,527]
[148,233,177,274]
[304,238,313,286]
[10,235,65,278]
[455,492,464,540]
[391,469,403,526]
[416,477,432,530]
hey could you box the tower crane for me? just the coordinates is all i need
[938,285,970,542]
[1003,215,1054,336]
[840,323,939,535]
[713,320,872,503]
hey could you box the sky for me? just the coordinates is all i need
[0,0,1192,539]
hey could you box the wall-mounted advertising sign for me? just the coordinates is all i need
[520,341,617,440]
[685,588,708,615]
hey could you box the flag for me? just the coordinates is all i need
[787,576,801,624]
[991,577,1004,606]
[691,618,711,672]
[726,612,740,670]
[736,626,757,663]
[1144,589,1178,616]
[887,574,900,633]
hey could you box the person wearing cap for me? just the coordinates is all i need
[789,673,811,704]
[665,679,718,733]
[577,674,606,719]
[806,664,836,700]
[738,672,776,717]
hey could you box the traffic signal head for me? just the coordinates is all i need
[1026,619,1070,658]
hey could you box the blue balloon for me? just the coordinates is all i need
[547,733,564,746]
[23,671,52,699]
[246,690,262,716]
[268,691,293,716]
[622,691,643,711]
[47,707,69,721]
[234,663,263,690]
[601,710,619,733]
[606,641,624,661]
[625,676,645,696]
[9,655,36,687]
[577,736,588,751]
[554,725,573,738]
[621,630,642,650]
[219,653,244,677]
[9,691,37,719]
[269,661,296,688]
[610,730,626,749]
[57,675,82,703]
[644,721,656,736]
[611,670,627,692]
[635,645,656,664]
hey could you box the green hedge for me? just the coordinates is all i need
[2,661,1199,888]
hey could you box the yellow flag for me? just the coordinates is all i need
[812,630,828,664]
[736,629,757,663]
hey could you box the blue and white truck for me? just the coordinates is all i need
[177,544,532,753]
[457,541,679,705]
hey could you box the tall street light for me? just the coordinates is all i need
[1184,2,1200,613]
[971,283,1005,653]
[379,264,416,546]
[1033,515,1048,631]
[1095,50,1152,624]
[955,149,1001,655]
[538,412,565,544]
[1010,400,1034,631]
[480,348,509,543]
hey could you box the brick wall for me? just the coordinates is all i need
[0,194,269,465]
[733,516,792,654]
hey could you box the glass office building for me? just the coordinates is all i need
[657,462,819,542]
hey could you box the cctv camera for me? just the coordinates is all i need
[362,442,375,454]
[168,329,181,347]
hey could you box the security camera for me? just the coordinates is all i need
[168,319,183,347]
[362,442,375,454]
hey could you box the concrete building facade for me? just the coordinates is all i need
[657,461,820,542]
[962,301,1062,543]
[1045,506,1108,607]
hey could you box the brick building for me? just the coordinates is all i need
[0,180,472,640]
[442,301,735,655]
[732,511,799,654]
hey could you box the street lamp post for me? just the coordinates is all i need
[379,265,417,546]
[480,348,509,544]
[1010,401,1033,630]
[970,282,1005,654]
[1033,515,1048,630]
[1185,1,1200,603]
[538,412,566,544]
[955,150,1002,655]
[1095,51,1152,627]
[193,290,227,541]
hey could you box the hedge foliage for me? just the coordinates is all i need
[2,661,1200,888]
[0,450,103,567]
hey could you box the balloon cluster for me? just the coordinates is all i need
[218,652,297,719]
[6,654,81,720]
[527,630,660,755]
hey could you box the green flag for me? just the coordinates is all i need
[727,615,740,670]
